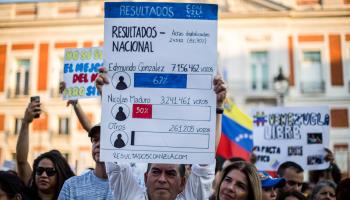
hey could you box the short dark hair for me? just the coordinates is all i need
[146,163,186,177]
[0,171,31,200]
[88,124,100,139]
[228,157,245,163]
[277,161,304,177]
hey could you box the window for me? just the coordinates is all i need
[14,118,22,135]
[15,59,31,96]
[11,153,16,160]
[51,57,64,97]
[58,117,70,135]
[250,51,269,91]
[300,51,325,93]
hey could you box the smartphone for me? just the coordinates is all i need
[30,96,40,118]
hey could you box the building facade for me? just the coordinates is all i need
[0,0,349,175]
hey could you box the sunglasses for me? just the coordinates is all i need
[36,167,57,176]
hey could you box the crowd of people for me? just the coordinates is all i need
[1,69,349,200]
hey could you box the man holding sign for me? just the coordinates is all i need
[96,70,226,200]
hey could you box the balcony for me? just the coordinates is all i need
[300,81,325,94]
[6,88,29,99]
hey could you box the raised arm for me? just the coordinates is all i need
[214,75,227,152]
[16,101,41,184]
[106,162,144,199]
[60,81,92,132]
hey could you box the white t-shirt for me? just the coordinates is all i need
[106,162,215,200]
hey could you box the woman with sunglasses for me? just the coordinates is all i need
[215,161,262,200]
[16,101,75,199]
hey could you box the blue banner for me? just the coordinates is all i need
[134,73,187,88]
[105,2,218,20]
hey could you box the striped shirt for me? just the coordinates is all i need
[58,170,113,200]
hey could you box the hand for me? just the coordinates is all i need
[60,81,78,106]
[324,147,334,163]
[66,100,78,107]
[95,67,109,95]
[23,101,41,123]
[59,81,66,94]
[214,75,227,107]
[250,146,257,164]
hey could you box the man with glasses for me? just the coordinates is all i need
[277,161,304,193]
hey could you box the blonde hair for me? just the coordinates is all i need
[216,161,262,200]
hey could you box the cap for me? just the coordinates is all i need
[88,123,100,137]
[258,171,286,188]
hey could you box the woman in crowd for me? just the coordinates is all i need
[308,180,336,200]
[258,171,286,200]
[0,171,32,200]
[215,161,262,200]
[16,101,75,200]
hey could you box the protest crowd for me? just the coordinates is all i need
[0,1,349,199]
[0,67,348,200]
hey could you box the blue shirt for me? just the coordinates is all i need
[58,170,112,200]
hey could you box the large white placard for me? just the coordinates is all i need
[63,47,102,100]
[253,106,330,171]
[101,2,218,164]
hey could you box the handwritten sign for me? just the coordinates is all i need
[63,47,103,100]
[253,106,330,171]
[101,2,218,164]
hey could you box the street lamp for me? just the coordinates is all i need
[273,66,289,106]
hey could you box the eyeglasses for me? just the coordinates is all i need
[36,167,57,176]
[286,180,302,187]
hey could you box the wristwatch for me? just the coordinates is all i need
[216,107,224,114]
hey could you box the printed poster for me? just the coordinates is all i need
[63,47,103,100]
[101,2,218,164]
[253,106,330,171]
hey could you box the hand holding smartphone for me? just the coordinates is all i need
[30,96,40,118]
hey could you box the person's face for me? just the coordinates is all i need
[314,186,335,200]
[35,158,57,193]
[144,164,185,200]
[91,131,101,163]
[282,168,303,192]
[219,169,249,200]
[262,187,277,200]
